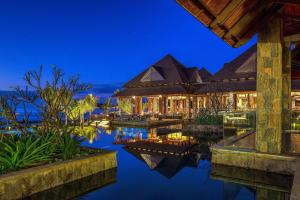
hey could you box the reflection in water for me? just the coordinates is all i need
[23,168,117,200]
[212,164,292,200]
[71,125,293,200]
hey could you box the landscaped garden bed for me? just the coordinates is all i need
[0,149,116,200]
[0,67,117,199]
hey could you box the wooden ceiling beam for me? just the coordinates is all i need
[237,4,283,47]
[176,0,215,26]
[209,0,244,29]
[222,1,270,46]
[285,34,300,42]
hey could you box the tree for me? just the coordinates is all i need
[84,94,98,122]
[0,66,89,134]
[117,98,131,114]
[103,97,112,115]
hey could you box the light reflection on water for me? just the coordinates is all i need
[75,126,292,200]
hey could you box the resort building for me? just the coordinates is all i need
[196,44,300,112]
[114,54,212,118]
[115,44,300,117]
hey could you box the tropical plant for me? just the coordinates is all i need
[103,97,112,114]
[195,109,223,125]
[55,128,85,160]
[117,98,131,114]
[0,134,56,173]
[84,94,98,122]
[142,102,148,113]
[11,66,90,133]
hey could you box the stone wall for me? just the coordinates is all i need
[0,151,117,200]
[211,146,296,175]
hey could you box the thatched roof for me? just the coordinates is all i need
[115,55,211,97]
[210,45,257,82]
[211,44,300,82]
[124,55,211,88]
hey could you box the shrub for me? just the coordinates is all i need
[195,114,223,125]
[55,129,85,160]
[0,134,56,174]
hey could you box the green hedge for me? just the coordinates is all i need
[195,114,223,125]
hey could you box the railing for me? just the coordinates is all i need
[284,111,300,154]
[222,111,256,149]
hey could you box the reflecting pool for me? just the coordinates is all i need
[77,126,292,200]
[29,126,293,200]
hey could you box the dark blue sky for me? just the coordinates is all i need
[0,0,256,90]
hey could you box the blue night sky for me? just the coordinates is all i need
[0,0,256,91]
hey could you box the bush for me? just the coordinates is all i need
[0,134,56,174]
[0,128,87,174]
[195,114,223,125]
[55,128,85,160]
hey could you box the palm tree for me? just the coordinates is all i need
[103,97,112,115]
[84,94,98,123]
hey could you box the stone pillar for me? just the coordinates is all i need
[283,42,292,152]
[256,15,291,154]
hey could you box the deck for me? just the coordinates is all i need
[111,119,183,128]
[124,141,195,156]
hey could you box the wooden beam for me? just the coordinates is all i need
[209,0,244,29]
[234,4,282,47]
[285,34,300,42]
[223,1,269,46]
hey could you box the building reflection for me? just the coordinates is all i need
[113,125,197,146]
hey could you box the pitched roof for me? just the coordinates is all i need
[211,45,257,82]
[198,67,212,81]
[122,54,211,88]
[124,55,190,88]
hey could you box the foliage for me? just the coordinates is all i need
[74,126,97,144]
[55,128,85,160]
[0,96,31,135]
[66,94,98,127]
[0,134,56,173]
[142,102,148,113]
[103,97,112,114]
[11,66,89,133]
[195,109,223,125]
[84,94,98,117]
[117,98,131,114]
[0,66,102,175]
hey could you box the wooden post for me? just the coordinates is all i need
[256,15,291,154]
[192,96,198,118]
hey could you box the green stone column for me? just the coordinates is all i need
[256,16,291,154]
